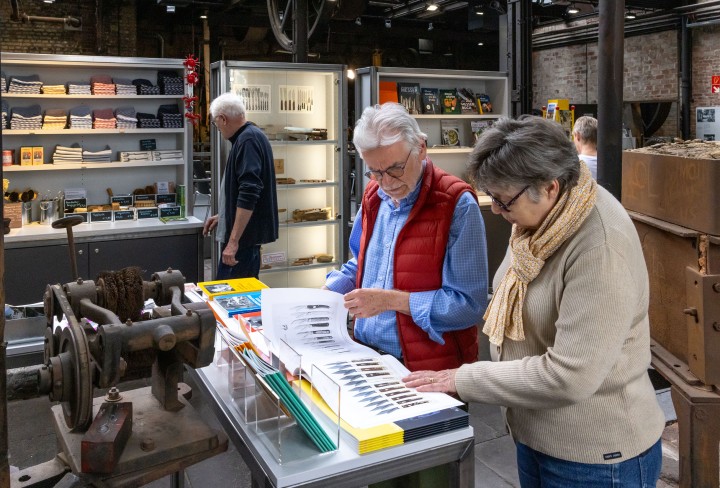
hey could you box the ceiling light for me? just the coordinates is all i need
[477,41,484,46]
[625,10,636,19]
[428,22,433,31]
[200,11,208,19]
[385,18,391,28]
[566,3,580,14]
[43,0,55,3]
[426,2,439,11]
[443,48,453,57]
[347,69,356,80]
[355,17,362,26]
[166,5,175,13]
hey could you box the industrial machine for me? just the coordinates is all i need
[7,216,227,487]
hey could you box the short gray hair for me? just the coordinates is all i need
[468,115,580,199]
[353,103,427,159]
[573,116,597,146]
[209,92,246,120]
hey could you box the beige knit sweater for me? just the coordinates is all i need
[455,186,665,464]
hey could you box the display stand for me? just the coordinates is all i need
[188,334,475,487]
[217,330,341,465]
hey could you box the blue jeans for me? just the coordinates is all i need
[516,438,662,488]
[216,244,261,279]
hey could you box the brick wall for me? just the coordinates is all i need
[533,30,679,138]
[690,24,720,137]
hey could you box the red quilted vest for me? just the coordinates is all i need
[357,160,479,372]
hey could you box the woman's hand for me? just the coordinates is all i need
[403,368,458,394]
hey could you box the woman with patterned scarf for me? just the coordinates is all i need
[404,115,665,487]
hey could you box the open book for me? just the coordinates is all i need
[260,288,462,430]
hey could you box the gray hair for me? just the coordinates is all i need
[209,92,247,119]
[573,115,597,146]
[353,103,427,159]
[468,115,580,200]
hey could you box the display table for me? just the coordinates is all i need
[187,350,476,488]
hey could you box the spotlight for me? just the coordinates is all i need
[347,69,356,80]
[566,3,580,14]
[200,11,208,19]
[428,22,433,31]
[355,17,362,26]
[385,18,391,28]
[625,10,636,19]
[426,2,439,11]
[477,41,484,46]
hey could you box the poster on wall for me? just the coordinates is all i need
[696,106,720,141]
[233,85,271,112]
[279,85,314,113]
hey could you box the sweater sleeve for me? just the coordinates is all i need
[455,243,644,409]
[234,135,265,210]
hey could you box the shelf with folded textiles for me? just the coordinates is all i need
[1,94,182,100]
[3,159,185,171]
[3,128,185,135]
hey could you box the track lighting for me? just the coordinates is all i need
[428,22,433,31]
[385,18,391,28]
[355,17,362,26]
[426,2,439,11]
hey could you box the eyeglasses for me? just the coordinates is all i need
[483,185,530,212]
[210,114,224,128]
[364,149,412,182]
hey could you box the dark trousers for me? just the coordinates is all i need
[216,244,261,279]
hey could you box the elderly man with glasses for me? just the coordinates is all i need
[324,102,488,373]
[203,92,278,279]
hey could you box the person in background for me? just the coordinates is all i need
[203,92,278,279]
[405,115,665,488]
[324,102,488,373]
[573,115,598,179]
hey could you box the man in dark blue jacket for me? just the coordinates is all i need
[203,92,278,279]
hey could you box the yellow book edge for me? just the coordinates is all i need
[296,379,404,453]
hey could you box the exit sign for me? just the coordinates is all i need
[713,75,720,94]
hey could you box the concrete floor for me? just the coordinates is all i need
[4,260,681,486]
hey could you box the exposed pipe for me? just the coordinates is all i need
[596,0,624,199]
[8,0,81,27]
[680,15,691,140]
[155,33,165,58]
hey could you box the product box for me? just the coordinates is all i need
[20,147,33,166]
[32,146,44,165]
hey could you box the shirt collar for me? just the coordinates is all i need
[229,121,253,144]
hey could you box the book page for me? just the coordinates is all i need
[261,288,462,429]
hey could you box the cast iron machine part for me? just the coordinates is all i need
[52,215,84,280]
[38,267,217,431]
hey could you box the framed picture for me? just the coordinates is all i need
[233,84,271,112]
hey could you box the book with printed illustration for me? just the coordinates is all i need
[397,83,422,114]
[471,120,494,145]
[197,277,268,300]
[476,93,493,114]
[214,291,262,317]
[441,119,461,146]
[440,89,461,115]
[457,88,478,114]
[421,88,441,114]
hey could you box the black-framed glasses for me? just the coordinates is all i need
[364,149,412,182]
[210,114,223,128]
[483,185,530,212]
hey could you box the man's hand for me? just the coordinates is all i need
[203,214,219,236]
[403,368,458,394]
[343,288,409,318]
[222,240,239,266]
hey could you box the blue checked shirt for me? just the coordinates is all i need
[325,170,488,359]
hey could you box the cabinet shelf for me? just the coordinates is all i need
[4,159,184,172]
[280,220,340,229]
[260,261,339,275]
[413,114,501,119]
[3,128,185,135]
[269,139,339,146]
[277,182,336,189]
[427,147,473,154]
